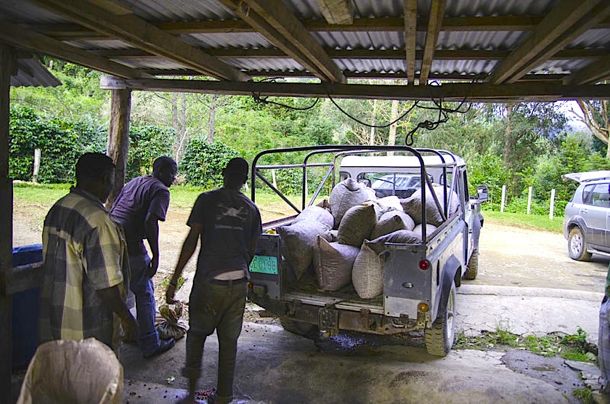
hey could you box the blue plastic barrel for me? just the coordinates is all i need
[12,244,43,369]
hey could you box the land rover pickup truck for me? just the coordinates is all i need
[247,145,486,356]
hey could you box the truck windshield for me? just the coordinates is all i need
[357,172,422,198]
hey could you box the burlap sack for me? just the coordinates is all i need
[294,205,334,229]
[314,236,360,291]
[413,223,438,240]
[400,184,459,226]
[18,338,123,404]
[277,220,330,280]
[329,178,376,226]
[319,229,339,243]
[352,242,385,299]
[366,229,422,254]
[371,211,416,239]
[375,196,403,213]
[337,203,377,247]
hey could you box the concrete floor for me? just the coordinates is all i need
[119,283,603,404]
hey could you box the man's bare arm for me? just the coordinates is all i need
[166,224,202,303]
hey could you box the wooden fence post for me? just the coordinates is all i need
[527,186,532,214]
[33,148,41,183]
[500,185,506,213]
[549,189,556,220]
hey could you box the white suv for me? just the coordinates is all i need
[563,171,610,261]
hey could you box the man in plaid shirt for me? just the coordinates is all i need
[39,153,137,350]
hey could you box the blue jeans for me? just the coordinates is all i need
[129,254,161,355]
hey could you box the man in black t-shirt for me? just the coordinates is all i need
[166,157,261,404]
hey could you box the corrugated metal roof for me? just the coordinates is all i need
[112,56,187,70]
[436,31,525,51]
[184,33,272,49]
[0,0,608,88]
[443,0,554,17]
[11,58,61,87]
[122,0,233,21]
[569,29,610,48]
[221,57,303,72]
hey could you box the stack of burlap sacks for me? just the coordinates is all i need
[277,178,458,299]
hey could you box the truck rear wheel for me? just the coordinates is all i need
[425,282,456,357]
[463,249,479,280]
[280,317,319,339]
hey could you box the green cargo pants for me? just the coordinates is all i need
[182,277,247,402]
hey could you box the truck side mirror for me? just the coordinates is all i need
[476,185,489,202]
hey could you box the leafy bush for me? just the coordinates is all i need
[127,125,174,179]
[9,106,82,183]
[180,138,239,188]
[504,196,547,215]
[467,152,509,206]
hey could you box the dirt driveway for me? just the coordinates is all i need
[475,221,607,294]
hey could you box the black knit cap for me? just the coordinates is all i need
[224,157,249,179]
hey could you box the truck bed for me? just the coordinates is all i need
[286,273,384,314]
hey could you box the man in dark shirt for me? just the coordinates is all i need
[166,157,262,404]
[111,156,177,358]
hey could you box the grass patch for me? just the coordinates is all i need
[572,387,594,404]
[455,327,597,361]
[482,208,563,234]
[13,182,71,206]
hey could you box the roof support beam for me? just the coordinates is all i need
[317,0,354,25]
[37,16,610,40]
[489,0,610,84]
[420,0,445,84]
[138,69,567,82]
[0,43,16,404]
[0,22,146,79]
[219,0,345,83]
[567,56,610,85]
[404,0,417,84]
[32,0,249,81]
[93,47,607,61]
[100,76,610,102]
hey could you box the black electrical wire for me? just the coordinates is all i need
[251,77,320,111]
[327,93,420,128]
[249,77,475,146]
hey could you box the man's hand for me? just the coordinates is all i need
[148,255,159,278]
[166,282,177,304]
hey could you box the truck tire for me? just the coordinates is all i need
[463,249,479,280]
[568,227,592,261]
[425,282,456,357]
[280,317,319,339]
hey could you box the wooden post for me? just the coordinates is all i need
[0,44,15,404]
[106,88,131,207]
[500,185,506,213]
[33,148,41,183]
[527,186,532,214]
[549,189,556,220]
